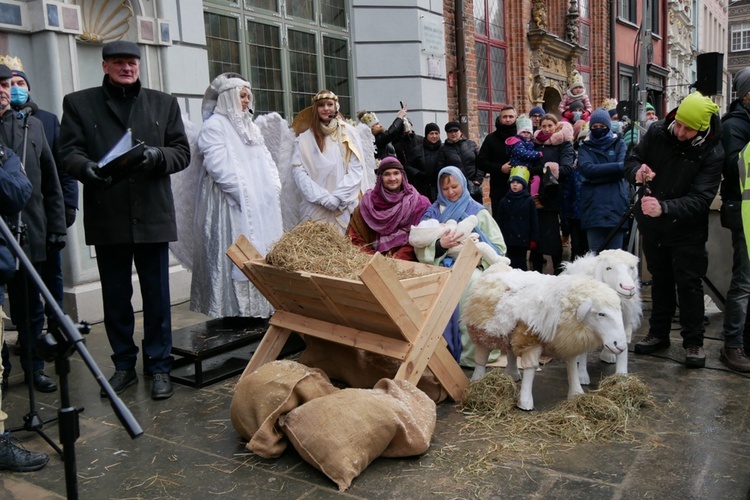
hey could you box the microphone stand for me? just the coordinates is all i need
[0,212,143,499]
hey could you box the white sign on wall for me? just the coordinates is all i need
[420,15,444,57]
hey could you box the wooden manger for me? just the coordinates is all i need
[226,236,482,401]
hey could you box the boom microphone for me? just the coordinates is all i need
[16,102,38,118]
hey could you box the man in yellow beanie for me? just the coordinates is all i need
[625,91,724,369]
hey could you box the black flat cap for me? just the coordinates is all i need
[102,41,141,60]
[0,64,12,79]
[445,121,461,132]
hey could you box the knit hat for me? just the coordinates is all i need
[645,103,655,112]
[589,108,611,129]
[516,115,533,135]
[376,156,405,175]
[529,106,545,116]
[509,166,530,188]
[445,121,461,132]
[357,110,379,129]
[734,67,750,101]
[675,92,719,132]
[569,70,585,90]
[425,122,440,135]
[608,109,618,118]
[0,64,11,80]
[569,100,584,111]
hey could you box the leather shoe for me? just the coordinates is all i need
[101,369,137,397]
[151,373,173,400]
[31,370,57,393]
[634,334,670,354]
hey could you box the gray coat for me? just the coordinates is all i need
[59,78,190,245]
[0,111,66,262]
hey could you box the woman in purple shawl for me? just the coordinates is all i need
[347,156,431,260]
[413,166,507,365]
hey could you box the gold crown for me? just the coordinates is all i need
[0,55,23,72]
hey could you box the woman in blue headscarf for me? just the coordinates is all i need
[413,166,506,365]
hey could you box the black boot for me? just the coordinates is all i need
[0,433,49,472]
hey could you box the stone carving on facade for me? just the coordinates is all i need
[566,0,580,45]
[528,73,548,104]
[75,0,134,43]
[532,0,548,31]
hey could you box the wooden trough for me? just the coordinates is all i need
[226,235,481,401]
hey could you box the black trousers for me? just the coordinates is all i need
[95,243,173,374]
[641,239,707,348]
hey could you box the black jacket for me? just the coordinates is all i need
[720,100,750,202]
[532,140,575,213]
[624,109,724,246]
[375,117,404,160]
[60,77,190,246]
[0,148,32,290]
[477,118,516,199]
[436,136,482,183]
[0,110,66,263]
[496,189,539,246]
[408,138,442,201]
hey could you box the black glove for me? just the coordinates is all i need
[138,147,164,173]
[47,233,66,252]
[81,162,111,187]
[65,205,77,228]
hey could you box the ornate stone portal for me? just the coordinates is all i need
[527,0,586,110]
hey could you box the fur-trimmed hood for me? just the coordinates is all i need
[534,121,574,146]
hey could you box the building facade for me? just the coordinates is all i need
[728,0,750,101]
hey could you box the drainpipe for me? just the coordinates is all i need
[610,0,617,97]
[455,0,469,136]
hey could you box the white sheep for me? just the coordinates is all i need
[408,215,506,265]
[462,263,627,410]
[561,250,642,385]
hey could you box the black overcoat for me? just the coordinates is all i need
[59,78,190,246]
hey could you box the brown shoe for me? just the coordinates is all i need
[719,347,750,373]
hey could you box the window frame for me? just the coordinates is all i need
[474,0,507,140]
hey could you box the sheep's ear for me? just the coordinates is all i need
[576,299,593,322]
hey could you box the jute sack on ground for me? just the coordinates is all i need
[298,336,449,403]
[279,378,437,492]
[230,360,339,458]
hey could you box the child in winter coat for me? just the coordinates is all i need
[558,70,593,120]
[496,166,539,270]
[505,115,543,170]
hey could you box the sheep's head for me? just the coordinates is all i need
[575,284,627,355]
[594,250,640,299]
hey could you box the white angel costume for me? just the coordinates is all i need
[190,74,283,318]
[291,91,366,232]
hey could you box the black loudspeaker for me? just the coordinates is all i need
[695,52,724,96]
[616,100,634,120]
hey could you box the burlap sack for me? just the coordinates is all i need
[279,378,437,492]
[298,336,449,402]
[230,360,338,458]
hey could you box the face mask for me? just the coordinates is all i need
[573,112,582,122]
[10,86,28,106]
[591,128,609,139]
[610,121,621,133]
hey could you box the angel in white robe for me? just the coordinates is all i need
[189,73,283,318]
[291,89,366,233]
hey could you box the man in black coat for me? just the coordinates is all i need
[717,68,750,372]
[477,106,517,218]
[437,121,483,203]
[0,64,66,393]
[407,122,442,201]
[60,41,190,400]
[625,92,724,369]
[8,61,79,351]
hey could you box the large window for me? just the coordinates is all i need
[474,0,507,140]
[204,1,351,119]
[578,0,590,86]
[618,0,636,24]
[732,23,750,52]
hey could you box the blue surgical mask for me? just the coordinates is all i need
[10,86,28,107]
[573,111,582,121]
[610,121,621,133]
[591,128,609,139]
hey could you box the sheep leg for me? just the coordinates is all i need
[577,353,591,385]
[614,347,628,375]
[506,351,521,381]
[517,366,536,411]
[566,356,585,400]
[470,344,491,382]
